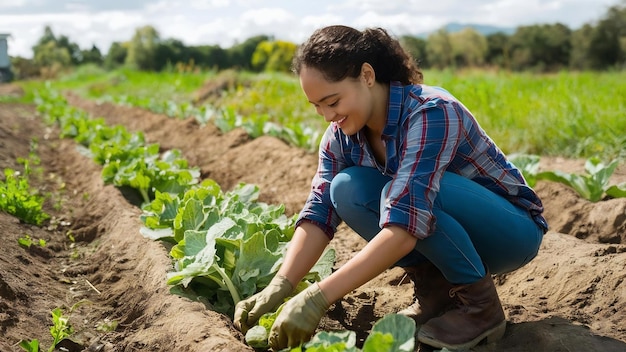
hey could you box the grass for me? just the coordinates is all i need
[10,66,626,160]
[427,69,626,159]
[17,64,217,104]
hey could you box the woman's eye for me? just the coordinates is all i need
[328,100,339,107]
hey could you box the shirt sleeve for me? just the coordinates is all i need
[380,100,463,238]
[295,125,346,239]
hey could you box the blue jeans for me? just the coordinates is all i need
[329,166,544,284]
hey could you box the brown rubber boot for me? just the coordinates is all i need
[417,272,506,350]
[397,261,455,325]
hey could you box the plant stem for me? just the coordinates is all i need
[212,263,241,305]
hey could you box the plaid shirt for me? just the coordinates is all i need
[297,82,548,239]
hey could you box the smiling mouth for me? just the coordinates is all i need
[335,117,347,125]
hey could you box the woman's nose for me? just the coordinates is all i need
[321,107,336,122]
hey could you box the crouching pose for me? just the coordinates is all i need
[233,24,548,350]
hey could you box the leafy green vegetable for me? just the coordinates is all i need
[606,183,626,198]
[245,305,285,349]
[18,234,46,248]
[141,180,335,316]
[49,307,74,350]
[246,325,271,349]
[362,314,415,352]
[19,307,74,352]
[274,314,416,352]
[0,167,50,226]
[509,154,626,202]
[537,157,621,202]
[296,331,358,351]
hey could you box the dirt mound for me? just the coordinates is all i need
[535,181,626,244]
[192,69,246,106]
[1,90,625,351]
[0,83,24,99]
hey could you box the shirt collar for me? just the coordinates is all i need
[382,81,405,139]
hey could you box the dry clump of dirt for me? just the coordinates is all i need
[1,83,626,351]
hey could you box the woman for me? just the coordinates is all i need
[233,25,548,350]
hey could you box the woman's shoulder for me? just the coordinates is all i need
[401,84,460,111]
[408,84,455,100]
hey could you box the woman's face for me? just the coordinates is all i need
[299,65,374,136]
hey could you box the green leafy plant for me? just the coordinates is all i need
[140,180,335,316]
[537,157,625,202]
[509,154,626,202]
[244,301,285,349]
[18,234,46,248]
[282,314,416,352]
[19,307,74,352]
[0,141,50,226]
[244,312,416,351]
[0,167,50,225]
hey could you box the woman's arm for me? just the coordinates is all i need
[318,225,417,303]
[278,221,331,287]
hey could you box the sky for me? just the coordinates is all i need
[0,0,622,58]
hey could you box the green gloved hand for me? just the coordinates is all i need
[268,283,330,350]
[233,274,293,334]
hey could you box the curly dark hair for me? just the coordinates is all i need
[292,25,423,85]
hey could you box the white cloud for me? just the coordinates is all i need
[0,0,30,9]
[189,0,230,10]
[353,11,440,34]
[0,0,621,58]
[240,8,293,26]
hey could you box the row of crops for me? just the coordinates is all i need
[11,65,626,160]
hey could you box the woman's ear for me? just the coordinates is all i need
[361,63,375,87]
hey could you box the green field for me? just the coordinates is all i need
[13,65,626,160]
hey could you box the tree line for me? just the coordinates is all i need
[10,1,625,79]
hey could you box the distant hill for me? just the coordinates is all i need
[416,22,516,38]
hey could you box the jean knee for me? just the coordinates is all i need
[330,172,353,209]
[520,228,544,267]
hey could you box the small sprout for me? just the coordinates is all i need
[70,248,81,260]
[96,319,119,332]
[66,230,75,243]
[19,307,74,352]
[18,234,46,248]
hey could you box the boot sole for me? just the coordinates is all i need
[418,320,506,350]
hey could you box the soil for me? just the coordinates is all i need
[1,82,625,352]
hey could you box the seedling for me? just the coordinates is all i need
[17,234,46,248]
[19,307,74,352]
[0,167,50,225]
[96,318,119,332]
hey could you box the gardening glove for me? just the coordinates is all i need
[234,274,293,334]
[268,283,330,350]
